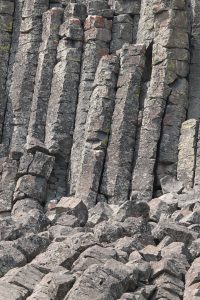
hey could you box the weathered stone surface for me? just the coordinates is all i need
[132,0,189,201]
[188,0,200,121]
[160,175,184,195]
[87,202,113,226]
[110,0,140,15]
[0,242,27,277]
[0,158,18,213]
[12,198,43,218]
[100,44,146,204]
[14,175,47,203]
[56,197,88,226]
[0,282,28,300]
[152,220,199,246]
[3,0,49,158]
[112,200,150,222]
[13,233,50,262]
[45,19,83,160]
[149,195,178,222]
[177,119,199,188]
[1,264,45,293]
[137,0,154,47]
[27,8,63,148]
[110,15,133,53]
[75,54,119,207]
[72,245,117,275]
[66,260,135,300]
[70,15,111,195]
[0,1,199,299]
[27,267,75,300]
[94,220,125,243]
[0,1,14,142]
[31,232,97,270]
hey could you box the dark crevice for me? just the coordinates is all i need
[152,87,173,197]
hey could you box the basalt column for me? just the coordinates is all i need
[70,5,112,195]
[109,0,141,53]
[177,119,199,189]
[6,0,24,90]
[131,0,189,201]
[136,0,155,47]
[100,44,146,204]
[188,0,200,120]
[3,0,49,159]
[76,55,119,208]
[0,0,14,143]
[26,8,63,151]
[188,0,200,190]
[45,3,86,201]
[156,1,190,187]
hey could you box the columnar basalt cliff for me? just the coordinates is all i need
[1,0,200,299]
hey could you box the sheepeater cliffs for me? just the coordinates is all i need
[0,0,200,298]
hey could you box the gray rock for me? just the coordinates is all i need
[14,175,47,204]
[0,242,27,277]
[1,264,45,293]
[122,217,151,237]
[152,220,199,246]
[28,152,55,180]
[0,217,21,241]
[140,245,161,262]
[149,195,178,222]
[16,209,50,234]
[53,213,80,227]
[66,260,136,300]
[87,202,113,226]
[0,158,18,213]
[75,54,119,207]
[56,197,88,226]
[150,258,188,281]
[185,257,200,287]
[160,176,184,195]
[31,232,97,270]
[94,220,125,243]
[100,44,146,204]
[14,233,50,262]
[28,267,75,300]
[113,200,150,222]
[72,245,117,275]
[0,282,29,300]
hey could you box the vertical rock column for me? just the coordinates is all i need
[188,0,200,120]
[109,0,141,53]
[76,55,119,208]
[27,7,63,150]
[156,2,190,185]
[194,126,200,189]
[6,0,24,90]
[187,0,200,191]
[0,0,14,142]
[136,0,155,46]
[4,0,49,159]
[2,0,24,151]
[45,3,86,201]
[177,119,199,189]
[110,15,133,53]
[131,0,189,201]
[100,44,146,205]
[70,13,112,195]
[0,158,18,215]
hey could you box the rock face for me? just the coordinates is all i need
[0,0,200,299]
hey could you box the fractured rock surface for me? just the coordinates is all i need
[0,0,200,299]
